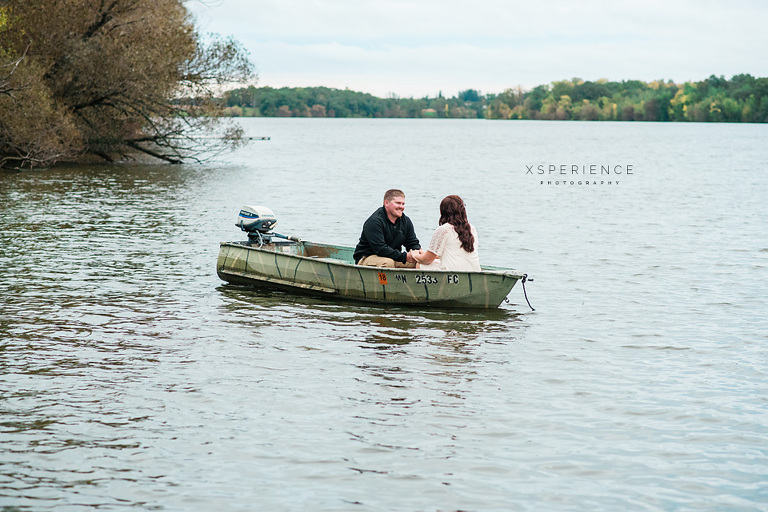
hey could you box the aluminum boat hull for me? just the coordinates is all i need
[217,241,524,308]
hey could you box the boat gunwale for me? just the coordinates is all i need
[218,241,525,279]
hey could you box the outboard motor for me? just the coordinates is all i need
[236,205,277,245]
[236,205,300,246]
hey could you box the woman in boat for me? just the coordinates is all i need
[412,195,481,272]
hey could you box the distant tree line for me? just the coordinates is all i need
[222,75,768,123]
[223,86,482,119]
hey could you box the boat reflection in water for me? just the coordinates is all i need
[216,284,528,358]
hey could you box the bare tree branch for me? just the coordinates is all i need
[0,45,30,97]
[2,0,256,168]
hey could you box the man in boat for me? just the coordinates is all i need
[353,189,420,268]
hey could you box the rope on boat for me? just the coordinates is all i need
[253,231,268,247]
[521,274,535,311]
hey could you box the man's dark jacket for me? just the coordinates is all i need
[353,207,421,263]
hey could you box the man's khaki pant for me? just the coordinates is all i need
[357,254,416,268]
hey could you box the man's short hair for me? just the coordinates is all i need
[383,189,405,204]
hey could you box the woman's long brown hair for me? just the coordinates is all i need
[439,195,474,253]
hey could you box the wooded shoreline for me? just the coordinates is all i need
[221,75,768,123]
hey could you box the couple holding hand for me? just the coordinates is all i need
[353,189,480,272]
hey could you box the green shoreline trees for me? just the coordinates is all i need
[1,0,254,169]
[222,76,768,123]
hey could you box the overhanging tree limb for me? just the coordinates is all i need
[1,0,256,168]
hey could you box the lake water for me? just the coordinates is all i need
[1,118,767,511]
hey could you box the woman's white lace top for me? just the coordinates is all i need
[421,223,481,272]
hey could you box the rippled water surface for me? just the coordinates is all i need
[1,119,767,511]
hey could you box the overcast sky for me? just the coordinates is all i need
[187,0,768,98]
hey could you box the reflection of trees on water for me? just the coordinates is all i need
[0,164,215,202]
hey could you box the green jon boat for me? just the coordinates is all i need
[217,241,525,308]
[216,206,528,309]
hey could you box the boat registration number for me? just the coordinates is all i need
[415,274,459,285]
[415,274,438,284]
[388,273,460,285]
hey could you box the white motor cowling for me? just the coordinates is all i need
[236,205,277,234]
